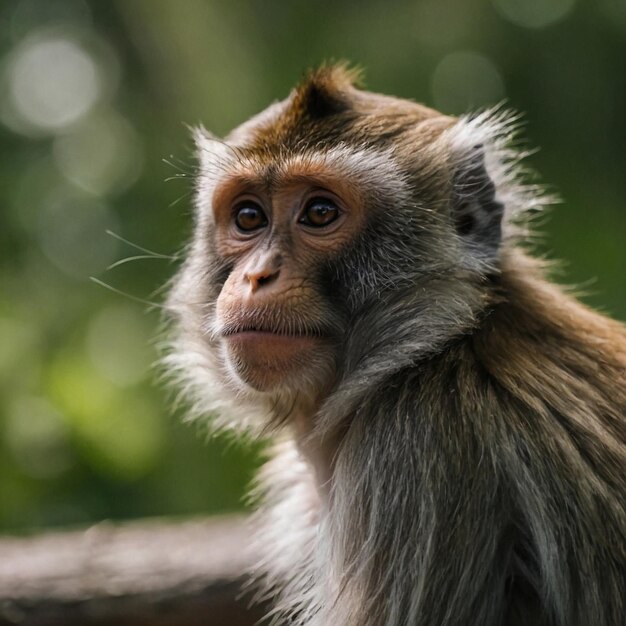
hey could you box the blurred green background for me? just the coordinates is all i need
[0,0,624,533]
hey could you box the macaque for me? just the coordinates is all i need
[165,65,626,626]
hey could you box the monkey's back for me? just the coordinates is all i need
[328,250,626,626]
[429,251,626,624]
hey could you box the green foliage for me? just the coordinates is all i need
[0,0,624,531]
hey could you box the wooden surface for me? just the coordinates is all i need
[0,516,268,626]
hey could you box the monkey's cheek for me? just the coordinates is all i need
[223,333,331,392]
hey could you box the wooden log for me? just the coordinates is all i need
[0,516,268,626]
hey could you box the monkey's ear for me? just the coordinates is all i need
[451,145,504,258]
[192,125,231,173]
[192,125,235,218]
[192,124,215,147]
[443,109,552,262]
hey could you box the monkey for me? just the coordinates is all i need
[164,65,626,626]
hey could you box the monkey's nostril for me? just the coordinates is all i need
[257,272,278,286]
[248,269,280,292]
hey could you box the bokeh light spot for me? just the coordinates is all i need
[492,0,577,29]
[431,51,505,114]
[48,352,165,479]
[3,33,101,134]
[53,111,143,196]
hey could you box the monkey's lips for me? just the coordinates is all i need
[225,330,322,363]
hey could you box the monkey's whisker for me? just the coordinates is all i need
[169,191,193,208]
[107,254,178,270]
[106,230,174,258]
[90,277,169,310]
[162,156,192,174]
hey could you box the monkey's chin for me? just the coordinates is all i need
[223,331,329,393]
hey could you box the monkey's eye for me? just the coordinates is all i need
[234,202,268,232]
[299,198,340,228]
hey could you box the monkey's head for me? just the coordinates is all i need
[167,65,544,430]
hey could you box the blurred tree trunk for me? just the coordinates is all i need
[0,516,268,626]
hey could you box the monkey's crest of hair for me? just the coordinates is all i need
[291,63,363,118]
[163,65,626,626]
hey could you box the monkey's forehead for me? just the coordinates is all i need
[225,65,453,156]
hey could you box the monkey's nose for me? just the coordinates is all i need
[245,268,280,293]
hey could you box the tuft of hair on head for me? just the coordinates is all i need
[291,62,363,120]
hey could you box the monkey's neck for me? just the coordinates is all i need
[291,410,340,500]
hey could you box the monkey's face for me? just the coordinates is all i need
[210,176,365,394]
[171,66,518,419]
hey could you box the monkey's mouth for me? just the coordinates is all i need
[221,326,325,339]
[220,320,327,339]
[220,322,328,378]
[223,328,324,352]
[226,329,321,345]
